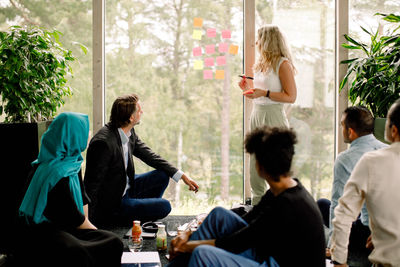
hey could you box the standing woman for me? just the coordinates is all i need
[239,25,297,205]
[18,112,123,267]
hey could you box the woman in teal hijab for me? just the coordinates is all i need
[18,112,123,267]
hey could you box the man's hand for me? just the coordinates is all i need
[326,248,331,258]
[168,230,192,261]
[181,174,199,193]
[366,235,374,250]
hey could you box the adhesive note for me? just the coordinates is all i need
[216,56,226,66]
[193,46,202,57]
[229,44,239,55]
[218,43,228,53]
[221,30,231,39]
[192,30,202,40]
[215,69,225,79]
[203,70,213,80]
[193,17,203,28]
[207,28,216,38]
[205,44,215,55]
[194,60,204,70]
[204,57,214,67]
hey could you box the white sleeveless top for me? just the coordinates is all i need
[253,57,288,105]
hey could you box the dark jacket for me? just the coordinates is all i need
[84,123,177,225]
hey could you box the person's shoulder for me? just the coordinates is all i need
[335,149,352,165]
[90,124,118,145]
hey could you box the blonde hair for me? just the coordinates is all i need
[253,25,296,74]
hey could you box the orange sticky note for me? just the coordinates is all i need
[192,30,202,40]
[215,69,224,80]
[193,17,203,28]
[203,70,213,80]
[194,60,204,70]
[228,44,238,55]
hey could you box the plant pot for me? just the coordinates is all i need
[0,121,51,254]
[373,117,388,144]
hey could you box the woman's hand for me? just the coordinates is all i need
[238,78,250,91]
[244,88,267,99]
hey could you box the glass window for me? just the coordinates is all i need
[0,0,93,160]
[105,1,244,214]
[255,0,336,199]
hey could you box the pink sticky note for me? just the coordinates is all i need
[218,43,228,53]
[216,56,226,66]
[193,46,202,57]
[205,44,215,55]
[204,57,214,67]
[221,30,231,39]
[203,70,213,80]
[207,28,216,38]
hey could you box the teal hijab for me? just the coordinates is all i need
[19,112,89,224]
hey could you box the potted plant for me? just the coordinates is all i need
[340,13,400,142]
[0,26,82,254]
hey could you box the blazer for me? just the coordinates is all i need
[84,123,177,225]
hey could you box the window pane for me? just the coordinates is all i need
[105,0,244,214]
[255,0,336,199]
[0,0,93,125]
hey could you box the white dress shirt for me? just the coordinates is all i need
[331,142,400,266]
[118,128,183,196]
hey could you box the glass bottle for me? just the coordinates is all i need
[156,224,167,251]
[130,220,143,252]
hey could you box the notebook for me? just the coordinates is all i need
[121,252,161,267]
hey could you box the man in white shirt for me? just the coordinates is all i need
[331,99,400,267]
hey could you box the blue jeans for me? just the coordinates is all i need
[117,170,171,223]
[166,207,279,267]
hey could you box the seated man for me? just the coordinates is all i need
[84,94,199,226]
[167,127,325,267]
[322,106,387,265]
[331,99,400,267]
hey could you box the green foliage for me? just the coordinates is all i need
[0,26,80,122]
[340,13,400,118]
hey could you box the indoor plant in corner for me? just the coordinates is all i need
[340,13,400,142]
[0,26,81,254]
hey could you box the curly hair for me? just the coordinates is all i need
[245,126,297,182]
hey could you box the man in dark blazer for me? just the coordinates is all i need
[84,94,199,226]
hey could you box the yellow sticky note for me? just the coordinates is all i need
[193,17,203,28]
[215,69,224,79]
[228,44,239,55]
[194,60,204,70]
[192,30,202,40]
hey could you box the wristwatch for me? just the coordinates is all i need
[266,90,270,98]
